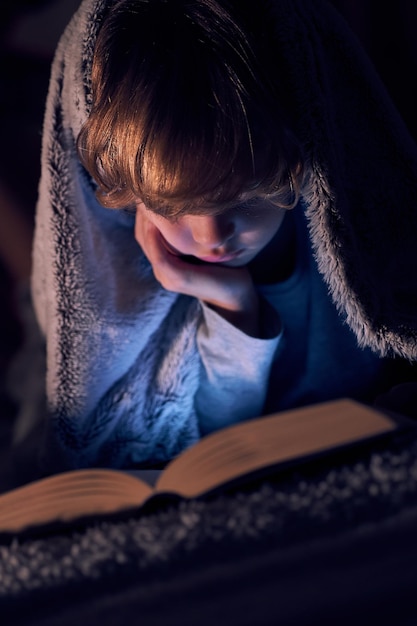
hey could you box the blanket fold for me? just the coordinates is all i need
[32,0,417,468]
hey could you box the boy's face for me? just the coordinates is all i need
[136,198,286,267]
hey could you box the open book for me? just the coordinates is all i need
[0,398,401,533]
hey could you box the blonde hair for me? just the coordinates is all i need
[77,0,305,217]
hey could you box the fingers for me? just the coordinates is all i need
[135,211,195,291]
[134,206,258,318]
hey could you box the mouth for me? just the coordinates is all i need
[160,235,243,265]
[197,251,243,264]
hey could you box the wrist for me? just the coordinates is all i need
[205,291,282,339]
[207,296,260,337]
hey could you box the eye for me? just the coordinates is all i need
[235,197,262,215]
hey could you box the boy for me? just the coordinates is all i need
[32,0,417,470]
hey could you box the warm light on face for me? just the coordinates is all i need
[136,198,287,267]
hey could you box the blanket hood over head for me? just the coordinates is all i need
[266,0,417,359]
[32,0,417,468]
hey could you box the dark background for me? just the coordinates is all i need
[0,0,416,434]
[0,0,82,438]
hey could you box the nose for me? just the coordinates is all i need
[186,214,235,249]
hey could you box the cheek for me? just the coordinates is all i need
[268,209,286,235]
[153,220,191,249]
[244,210,285,244]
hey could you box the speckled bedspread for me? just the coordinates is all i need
[1,425,417,625]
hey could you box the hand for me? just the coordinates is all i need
[134,210,261,336]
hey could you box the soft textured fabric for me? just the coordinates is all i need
[32,0,417,470]
[259,208,403,412]
[196,300,281,434]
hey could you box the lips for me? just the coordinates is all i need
[197,251,242,263]
[160,234,242,264]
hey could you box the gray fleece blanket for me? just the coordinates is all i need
[31,0,417,469]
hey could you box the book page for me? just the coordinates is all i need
[155,399,396,498]
[0,469,153,533]
[0,399,398,533]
